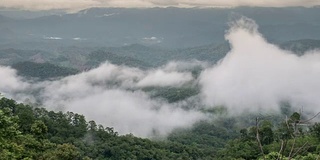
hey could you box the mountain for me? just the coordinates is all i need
[87,49,152,68]
[170,43,230,62]
[0,27,15,42]
[1,7,320,49]
[280,39,320,55]
[0,48,54,65]
[0,15,16,42]
[3,39,320,73]
[11,61,79,80]
[0,14,12,22]
[0,97,216,160]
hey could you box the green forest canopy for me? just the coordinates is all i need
[1,96,320,159]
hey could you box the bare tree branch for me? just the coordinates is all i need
[256,117,265,160]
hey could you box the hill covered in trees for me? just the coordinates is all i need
[11,61,79,80]
[1,96,320,159]
[0,96,215,159]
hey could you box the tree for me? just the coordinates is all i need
[42,144,80,160]
[31,120,48,138]
[0,110,24,159]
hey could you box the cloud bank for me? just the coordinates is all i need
[0,66,29,95]
[200,17,320,114]
[1,0,319,11]
[0,62,205,137]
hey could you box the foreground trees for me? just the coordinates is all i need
[217,112,320,160]
[1,96,320,159]
[0,97,212,159]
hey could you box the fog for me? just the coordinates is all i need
[1,0,319,11]
[38,62,204,137]
[0,66,29,95]
[200,17,320,115]
[1,62,206,137]
[1,17,320,137]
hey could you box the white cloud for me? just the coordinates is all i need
[137,70,193,87]
[200,17,320,115]
[0,0,98,11]
[35,62,203,137]
[95,13,119,17]
[63,89,204,137]
[43,36,63,40]
[0,61,204,137]
[0,66,29,95]
[1,0,319,11]
[142,37,163,44]
[163,61,208,72]
[73,37,87,41]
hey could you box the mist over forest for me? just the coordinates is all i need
[1,6,320,160]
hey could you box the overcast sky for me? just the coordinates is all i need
[1,0,320,11]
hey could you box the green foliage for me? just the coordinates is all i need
[0,97,215,159]
[310,122,320,140]
[290,112,301,122]
[168,121,236,157]
[87,50,151,69]
[31,120,48,137]
[217,112,320,160]
[11,61,78,80]
[144,86,199,103]
[42,143,80,160]
[1,96,320,159]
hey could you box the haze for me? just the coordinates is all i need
[1,0,320,11]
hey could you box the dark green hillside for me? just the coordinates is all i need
[171,43,230,62]
[105,44,169,66]
[143,86,200,103]
[1,94,320,159]
[0,48,56,66]
[11,61,78,80]
[87,49,151,68]
[0,97,214,160]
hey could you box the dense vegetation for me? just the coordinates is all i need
[1,96,320,159]
[87,50,151,69]
[143,86,200,103]
[0,96,215,159]
[217,113,320,160]
[11,61,78,80]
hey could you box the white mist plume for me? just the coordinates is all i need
[63,89,203,137]
[200,17,320,114]
[163,61,208,71]
[137,70,193,87]
[38,62,204,137]
[0,66,29,95]
[0,62,204,137]
[136,61,207,87]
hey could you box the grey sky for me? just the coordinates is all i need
[1,0,320,11]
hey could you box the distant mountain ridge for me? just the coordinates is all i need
[11,61,78,80]
[280,39,320,55]
[1,39,320,75]
[1,7,320,48]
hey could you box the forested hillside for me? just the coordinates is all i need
[1,96,320,159]
[11,61,79,80]
[0,97,214,159]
